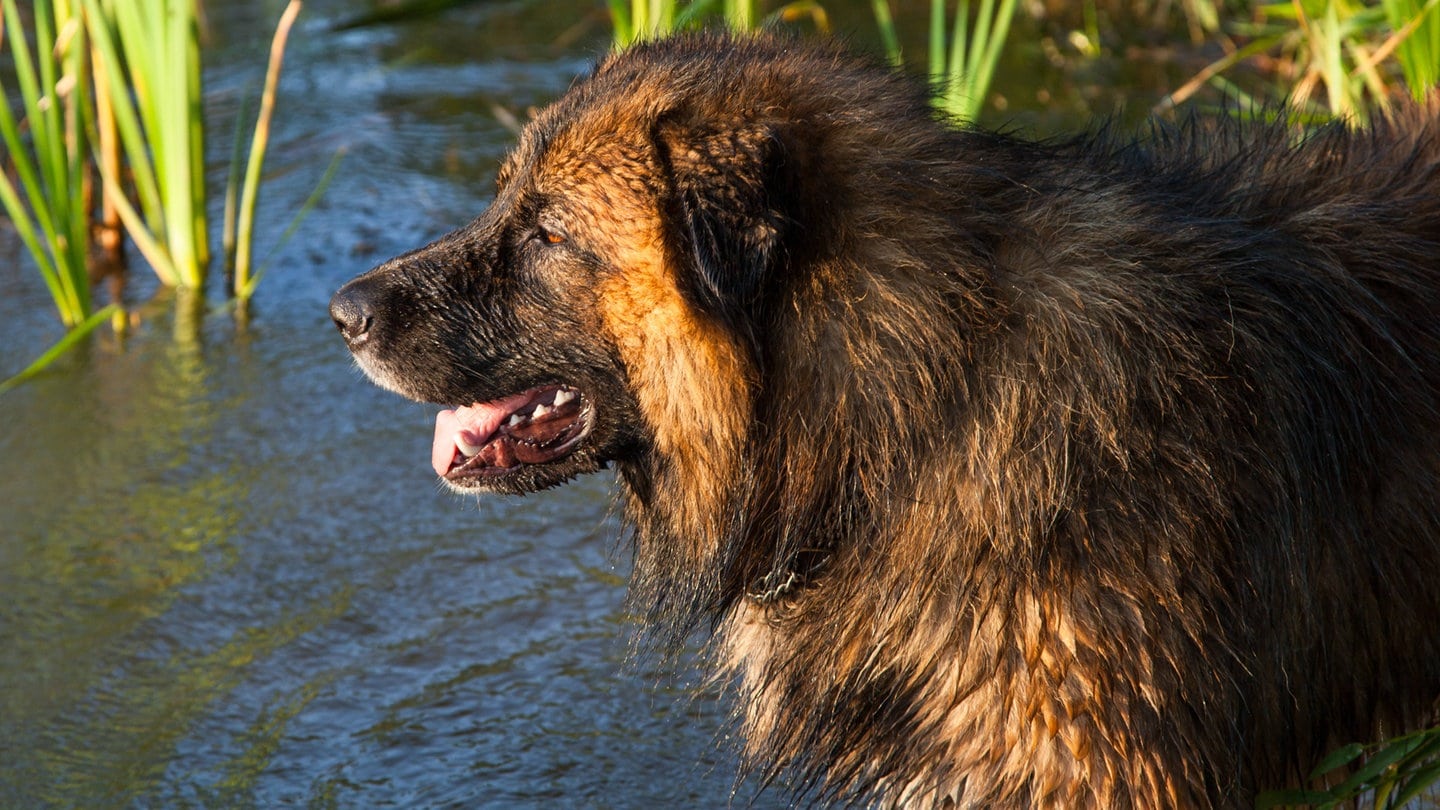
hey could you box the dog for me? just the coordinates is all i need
[331,32,1440,807]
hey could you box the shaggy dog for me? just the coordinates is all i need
[331,32,1440,807]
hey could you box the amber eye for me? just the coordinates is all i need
[536,225,566,245]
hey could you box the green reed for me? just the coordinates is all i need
[1270,0,1394,122]
[83,0,208,288]
[933,0,1021,122]
[872,0,1020,122]
[229,0,303,305]
[610,0,675,44]
[1165,0,1440,124]
[609,0,766,45]
[605,0,1015,121]
[2,0,310,392]
[1258,724,1440,809]
[725,0,756,30]
[80,0,305,299]
[1382,0,1440,98]
[0,0,94,327]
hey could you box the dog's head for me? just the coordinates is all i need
[330,34,823,495]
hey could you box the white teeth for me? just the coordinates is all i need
[532,403,551,419]
[456,434,484,457]
[507,413,525,427]
[554,390,576,406]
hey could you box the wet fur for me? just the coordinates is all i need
[337,33,1440,807]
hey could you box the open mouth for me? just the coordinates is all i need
[432,384,592,482]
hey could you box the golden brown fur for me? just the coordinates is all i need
[333,32,1440,807]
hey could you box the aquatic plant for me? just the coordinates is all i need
[82,0,209,288]
[1258,724,1440,809]
[605,0,1015,121]
[2,0,311,392]
[871,0,1021,122]
[1383,0,1440,99]
[608,0,732,44]
[610,0,680,44]
[228,0,303,306]
[608,0,829,46]
[38,0,306,296]
[1163,0,1440,123]
[0,303,119,395]
[0,0,95,328]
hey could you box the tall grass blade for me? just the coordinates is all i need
[95,142,178,282]
[1392,758,1440,807]
[0,143,59,297]
[725,0,754,30]
[1382,0,1440,97]
[608,0,633,45]
[1157,35,1281,111]
[1320,2,1350,117]
[0,303,119,395]
[158,0,203,285]
[83,0,167,276]
[84,0,207,288]
[222,89,249,287]
[56,7,95,312]
[938,0,1019,121]
[871,0,902,65]
[632,0,677,41]
[945,1,972,112]
[1309,742,1368,780]
[0,0,94,326]
[631,0,645,42]
[868,0,1017,120]
[241,147,344,301]
[0,153,74,320]
[970,0,1018,118]
[232,0,302,303]
[929,0,946,84]
[611,0,761,45]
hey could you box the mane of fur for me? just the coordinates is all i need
[596,34,1440,807]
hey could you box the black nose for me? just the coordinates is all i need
[330,282,375,346]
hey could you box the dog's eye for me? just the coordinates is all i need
[534,225,566,246]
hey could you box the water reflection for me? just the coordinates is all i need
[1,296,254,804]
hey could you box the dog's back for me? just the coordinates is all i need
[708,79,1440,805]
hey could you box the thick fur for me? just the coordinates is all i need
[333,32,1440,807]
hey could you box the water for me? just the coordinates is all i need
[0,2,766,806]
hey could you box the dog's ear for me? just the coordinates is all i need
[653,114,786,321]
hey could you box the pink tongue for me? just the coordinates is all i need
[430,391,540,476]
[432,409,464,476]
